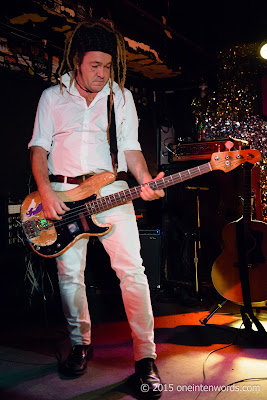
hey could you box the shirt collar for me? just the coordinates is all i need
[61,72,79,96]
[60,72,119,98]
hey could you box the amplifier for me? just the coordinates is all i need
[7,202,22,247]
[85,229,162,290]
[139,229,162,288]
[168,139,248,162]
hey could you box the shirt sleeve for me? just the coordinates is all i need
[28,89,54,152]
[119,89,142,152]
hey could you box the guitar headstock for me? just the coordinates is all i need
[210,149,261,172]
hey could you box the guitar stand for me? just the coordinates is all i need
[240,305,266,334]
[200,299,266,334]
[201,160,267,335]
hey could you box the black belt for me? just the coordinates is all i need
[49,171,128,185]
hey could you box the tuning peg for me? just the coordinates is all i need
[224,141,234,151]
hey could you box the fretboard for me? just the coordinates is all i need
[85,162,212,215]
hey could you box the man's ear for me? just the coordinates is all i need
[73,54,80,70]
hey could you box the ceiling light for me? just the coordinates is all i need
[260,42,267,59]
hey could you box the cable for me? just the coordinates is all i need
[193,324,238,400]
[24,250,55,309]
[193,319,267,399]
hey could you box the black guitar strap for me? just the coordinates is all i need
[107,95,118,172]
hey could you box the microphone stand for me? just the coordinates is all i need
[186,185,209,300]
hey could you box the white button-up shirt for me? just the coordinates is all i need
[29,72,141,177]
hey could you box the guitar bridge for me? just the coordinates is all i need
[22,219,40,239]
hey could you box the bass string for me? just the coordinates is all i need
[47,158,238,230]
[50,165,217,229]
[52,168,209,229]
[52,190,132,227]
[34,155,247,235]
[53,187,140,228]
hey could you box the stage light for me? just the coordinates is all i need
[260,42,267,59]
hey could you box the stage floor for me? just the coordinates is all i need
[1,286,267,400]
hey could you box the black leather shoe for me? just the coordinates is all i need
[135,358,162,398]
[62,345,93,376]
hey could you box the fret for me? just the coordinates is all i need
[87,202,96,214]
[133,186,140,198]
[110,193,117,206]
[117,191,122,204]
[168,175,174,186]
[170,174,181,185]
[153,180,159,190]
[97,199,105,212]
[93,202,101,213]
[117,191,127,203]
[103,196,111,207]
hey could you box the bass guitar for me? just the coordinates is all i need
[21,149,260,258]
[212,159,267,305]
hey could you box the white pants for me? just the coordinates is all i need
[51,180,156,361]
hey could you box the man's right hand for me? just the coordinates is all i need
[30,146,70,220]
[40,188,70,220]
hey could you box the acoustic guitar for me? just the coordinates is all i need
[21,149,260,258]
[212,159,267,305]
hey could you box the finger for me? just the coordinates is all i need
[51,213,62,221]
[141,185,165,201]
[141,185,153,198]
[140,188,158,201]
[55,205,67,215]
[154,189,165,198]
[142,185,163,197]
[46,203,66,219]
[154,171,165,180]
[61,202,70,211]
[44,209,62,221]
[140,192,154,201]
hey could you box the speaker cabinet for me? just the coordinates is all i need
[139,229,162,289]
[86,229,162,290]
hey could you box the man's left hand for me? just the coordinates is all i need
[140,171,165,201]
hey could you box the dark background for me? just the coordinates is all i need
[1,0,266,307]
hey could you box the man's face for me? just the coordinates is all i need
[76,51,112,93]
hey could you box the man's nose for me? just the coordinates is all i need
[97,66,104,78]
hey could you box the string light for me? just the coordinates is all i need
[192,43,267,221]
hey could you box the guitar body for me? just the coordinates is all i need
[212,218,267,304]
[21,172,116,257]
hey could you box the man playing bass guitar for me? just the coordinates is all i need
[28,18,164,397]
